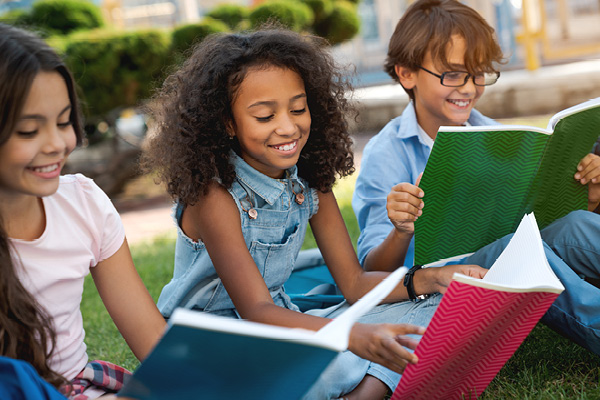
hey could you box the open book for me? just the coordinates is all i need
[118,265,408,400]
[392,213,564,399]
[415,97,600,265]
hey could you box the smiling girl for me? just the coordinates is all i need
[0,24,166,399]
[141,27,486,399]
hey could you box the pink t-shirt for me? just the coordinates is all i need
[10,174,125,380]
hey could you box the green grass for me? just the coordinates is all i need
[82,116,600,395]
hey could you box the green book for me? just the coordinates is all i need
[415,97,600,265]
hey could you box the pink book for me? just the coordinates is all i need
[392,213,564,400]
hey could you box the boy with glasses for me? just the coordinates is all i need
[353,0,600,357]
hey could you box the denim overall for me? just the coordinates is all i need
[157,152,444,398]
[157,152,319,318]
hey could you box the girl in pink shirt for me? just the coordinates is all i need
[0,23,166,399]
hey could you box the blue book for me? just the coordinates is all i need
[118,266,409,400]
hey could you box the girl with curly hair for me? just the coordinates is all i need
[143,27,485,399]
[0,23,166,399]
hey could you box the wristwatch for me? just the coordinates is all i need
[403,264,431,302]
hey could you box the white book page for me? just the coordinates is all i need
[171,265,409,352]
[171,309,331,346]
[314,266,408,349]
[438,124,550,135]
[454,213,564,293]
[548,97,600,130]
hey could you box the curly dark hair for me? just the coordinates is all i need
[142,27,355,205]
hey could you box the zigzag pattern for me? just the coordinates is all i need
[531,108,600,227]
[391,281,559,400]
[415,130,547,264]
[415,106,600,265]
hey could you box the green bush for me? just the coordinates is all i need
[62,29,170,118]
[314,1,360,45]
[249,0,314,32]
[301,0,333,22]
[25,0,104,36]
[206,3,249,30]
[171,18,229,55]
[0,8,31,26]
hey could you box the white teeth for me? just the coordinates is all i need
[274,141,297,151]
[449,99,470,107]
[33,164,59,173]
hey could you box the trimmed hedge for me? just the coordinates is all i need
[301,0,334,22]
[207,4,249,30]
[171,18,229,54]
[25,0,104,36]
[314,1,360,45]
[249,1,314,32]
[62,29,170,118]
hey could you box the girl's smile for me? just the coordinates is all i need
[26,161,63,179]
[229,66,311,179]
[270,139,299,154]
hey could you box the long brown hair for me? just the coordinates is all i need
[0,23,73,388]
[0,222,66,388]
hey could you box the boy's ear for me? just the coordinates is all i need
[395,65,417,90]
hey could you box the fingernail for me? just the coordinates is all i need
[417,210,422,216]
[575,173,581,179]
[419,202,424,209]
[419,191,424,198]
[582,179,587,184]
[578,165,583,171]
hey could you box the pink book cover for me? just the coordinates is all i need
[392,213,564,400]
[391,280,559,400]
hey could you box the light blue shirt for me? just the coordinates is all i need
[352,102,498,267]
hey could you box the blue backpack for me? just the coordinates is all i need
[285,248,344,312]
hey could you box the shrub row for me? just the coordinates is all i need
[1,0,361,122]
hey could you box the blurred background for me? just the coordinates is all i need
[1,0,599,202]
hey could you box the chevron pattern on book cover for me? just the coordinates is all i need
[415,129,548,265]
[391,280,560,400]
[415,101,600,265]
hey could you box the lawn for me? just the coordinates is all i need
[81,116,600,398]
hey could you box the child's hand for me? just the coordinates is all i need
[349,322,425,373]
[415,264,487,295]
[575,153,600,210]
[386,174,424,235]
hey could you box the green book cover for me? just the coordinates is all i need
[414,97,600,265]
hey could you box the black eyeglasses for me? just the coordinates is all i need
[419,66,500,87]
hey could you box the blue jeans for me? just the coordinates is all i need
[465,210,600,355]
[302,295,442,399]
[303,210,600,399]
